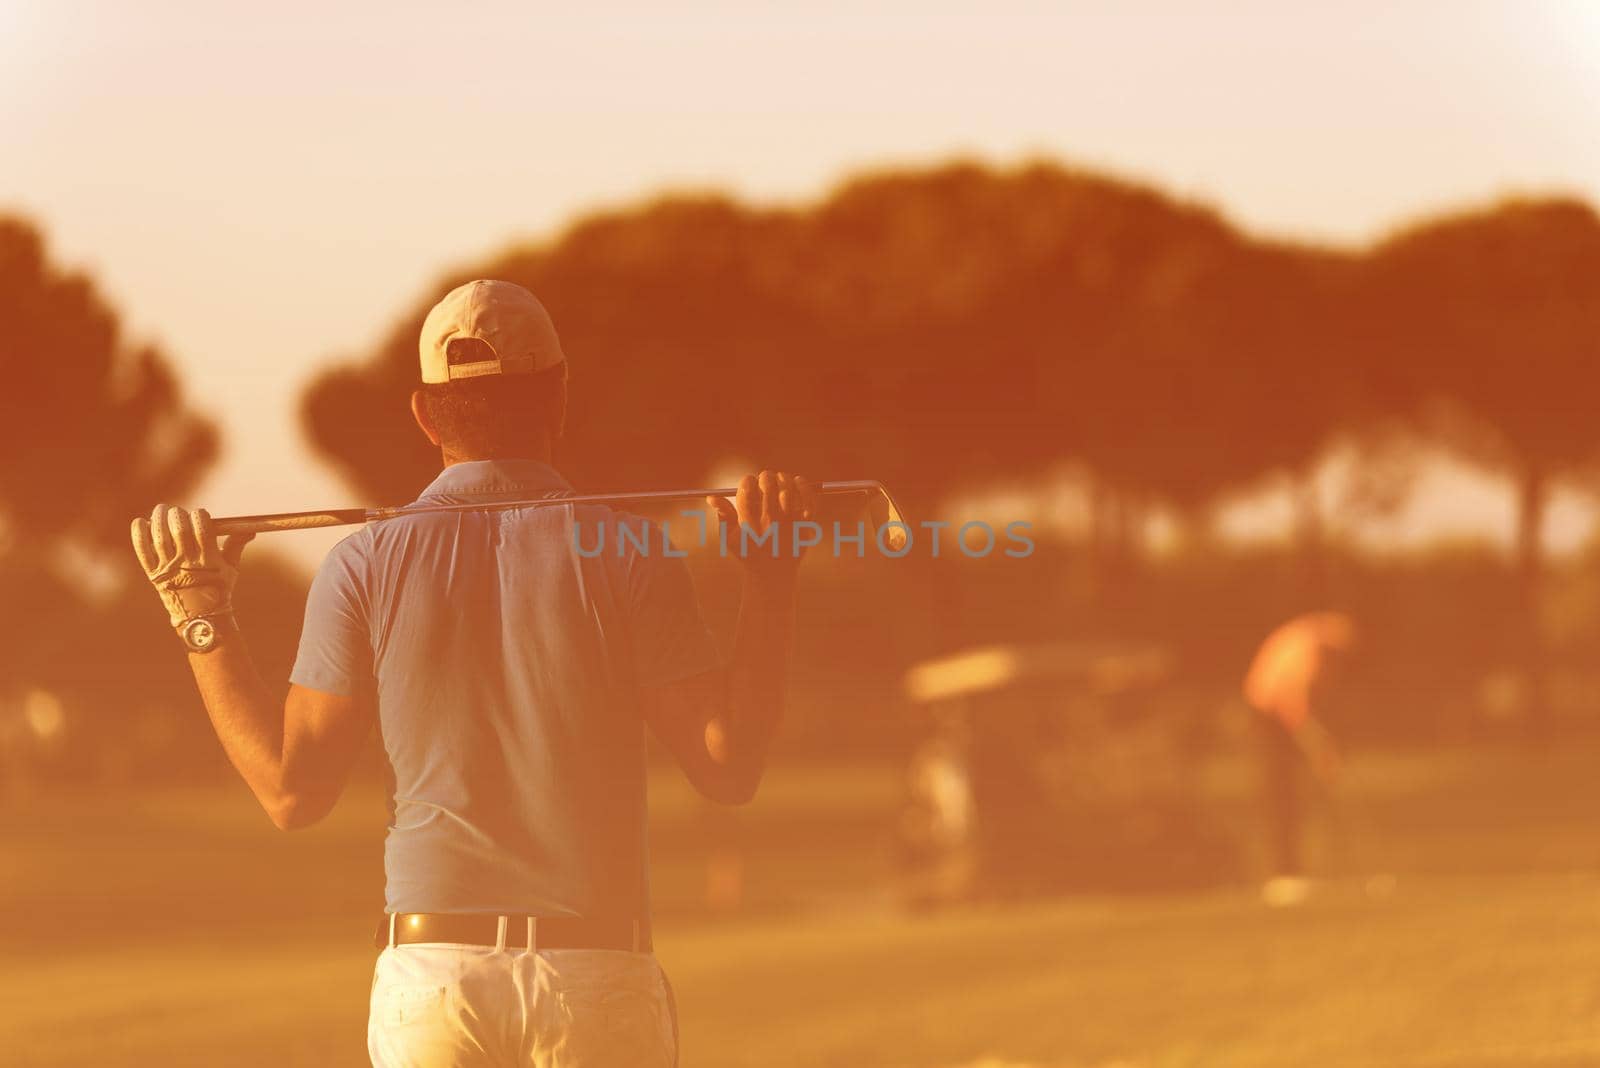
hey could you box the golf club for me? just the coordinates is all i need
[213,479,910,549]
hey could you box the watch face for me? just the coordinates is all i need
[183,617,219,652]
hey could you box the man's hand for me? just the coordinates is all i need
[130,504,254,628]
[1295,715,1344,788]
[1309,738,1344,787]
[706,470,820,582]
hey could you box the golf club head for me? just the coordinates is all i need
[801,481,908,554]
[864,481,910,552]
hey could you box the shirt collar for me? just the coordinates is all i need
[414,459,573,503]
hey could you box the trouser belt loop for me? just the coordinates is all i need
[632,918,641,953]
[494,916,508,953]
[388,914,397,949]
[526,917,538,953]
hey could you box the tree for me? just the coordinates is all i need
[300,160,1385,634]
[302,162,1304,511]
[1365,199,1600,730]
[1094,240,1364,599]
[0,216,217,725]
[303,195,813,505]
[0,218,217,551]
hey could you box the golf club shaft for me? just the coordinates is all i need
[213,480,905,537]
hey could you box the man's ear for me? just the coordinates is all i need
[411,389,442,447]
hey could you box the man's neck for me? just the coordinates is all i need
[441,446,554,468]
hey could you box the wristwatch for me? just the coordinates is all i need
[178,614,229,654]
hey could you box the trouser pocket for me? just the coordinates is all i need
[367,948,488,1068]
[555,971,674,1067]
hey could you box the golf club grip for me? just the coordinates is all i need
[213,510,369,536]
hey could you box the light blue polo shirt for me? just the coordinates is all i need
[289,459,720,918]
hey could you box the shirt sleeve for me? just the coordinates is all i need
[624,522,722,688]
[289,535,373,698]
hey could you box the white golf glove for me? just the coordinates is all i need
[130,504,253,629]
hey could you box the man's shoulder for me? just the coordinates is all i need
[314,526,375,579]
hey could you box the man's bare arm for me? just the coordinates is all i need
[643,570,797,804]
[132,504,370,830]
[187,624,372,829]
[1288,673,1343,784]
[642,471,812,805]
[1291,712,1342,785]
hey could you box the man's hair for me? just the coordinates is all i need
[419,364,568,459]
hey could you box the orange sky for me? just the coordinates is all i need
[3,1,1597,566]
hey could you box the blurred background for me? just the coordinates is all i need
[2,2,1598,1066]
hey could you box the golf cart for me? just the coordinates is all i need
[895,641,1240,906]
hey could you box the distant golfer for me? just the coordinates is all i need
[130,279,817,1066]
[1243,611,1356,894]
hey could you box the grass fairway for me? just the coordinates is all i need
[3,746,1598,1067]
[661,877,1600,1068]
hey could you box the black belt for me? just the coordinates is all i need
[377,913,652,952]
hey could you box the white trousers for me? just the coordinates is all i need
[368,941,677,1067]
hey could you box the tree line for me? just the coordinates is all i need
[301,162,1600,728]
[3,161,1597,775]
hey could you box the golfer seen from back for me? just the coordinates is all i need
[130,279,817,1066]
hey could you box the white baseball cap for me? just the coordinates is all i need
[419,279,567,384]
